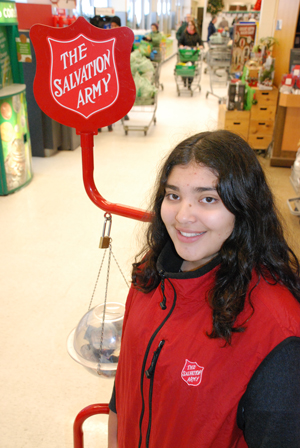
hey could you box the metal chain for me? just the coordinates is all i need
[87,213,130,375]
[97,242,112,375]
[111,249,130,288]
[87,249,107,311]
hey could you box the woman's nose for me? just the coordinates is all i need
[175,201,196,223]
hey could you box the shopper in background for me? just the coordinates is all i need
[110,16,121,28]
[108,130,300,448]
[207,15,217,41]
[144,23,163,61]
[178,19,203,88]
[247,14,256,22]
[178,19,204,48]
[176,13,192,44]
[218,16,229,29]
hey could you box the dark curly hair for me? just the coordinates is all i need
[132,130,300,343]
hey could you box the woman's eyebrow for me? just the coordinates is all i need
[165,185,217,192]
[165,184,179,191]
[194,187,217,192]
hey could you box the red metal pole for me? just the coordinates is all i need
[73,403,110,448]
[80,133,152,222]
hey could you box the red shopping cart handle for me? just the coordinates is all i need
[74,403,109,448]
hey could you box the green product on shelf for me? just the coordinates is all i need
[241,65,255,111]
[0,26,13,89]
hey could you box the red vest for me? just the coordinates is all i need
[115,267,300,448]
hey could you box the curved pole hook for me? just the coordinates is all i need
[80,133,152,222]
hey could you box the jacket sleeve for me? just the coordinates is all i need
[176,24,185,40]
[178,33,186,46]
[237,337,300,447]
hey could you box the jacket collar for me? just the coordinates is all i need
[156,240,221,280]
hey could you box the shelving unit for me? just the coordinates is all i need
[248,87,278,150]
[218,87,278,152]
[218,105,250,141]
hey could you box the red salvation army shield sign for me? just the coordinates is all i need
[181,359,204,387]
[30,17,136,133]
[49,35,118,118]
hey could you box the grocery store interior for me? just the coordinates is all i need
[1,0,300,447]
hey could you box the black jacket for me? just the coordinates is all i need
[179,30,203,47]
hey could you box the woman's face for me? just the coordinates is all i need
[187,21,195,31]
[161,163,235,271]
[151,25,157,32]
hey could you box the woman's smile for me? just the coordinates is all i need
[176,229,206,242]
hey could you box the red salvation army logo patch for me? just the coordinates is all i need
[48,35,118,118]
[181,359,204,387]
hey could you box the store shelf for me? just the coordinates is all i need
[279,94,300,108]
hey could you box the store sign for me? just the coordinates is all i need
[30,17,135,132]
[94,7,115,16]
[0,2,17,24]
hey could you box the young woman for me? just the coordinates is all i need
[179,19,203,48]
[178,20,203,88]
[108,130,300,448]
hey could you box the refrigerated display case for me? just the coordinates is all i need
[0,0,32,195]
[0,84,32,194]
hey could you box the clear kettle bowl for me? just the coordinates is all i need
[67,302,125,377]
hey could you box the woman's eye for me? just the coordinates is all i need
[201,197,217,204]
[166,193,179,201]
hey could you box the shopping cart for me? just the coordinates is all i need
[122,92,157,136]
[205,44,232,103]
[122,61,158,136]
[174,48,202,97]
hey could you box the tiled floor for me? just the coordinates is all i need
[1,54,299,448]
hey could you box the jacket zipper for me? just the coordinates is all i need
[145,340,165,448]
[138,278,177,448]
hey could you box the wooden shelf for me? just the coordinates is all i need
[279,94,300,108]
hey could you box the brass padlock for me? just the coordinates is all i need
[99,236,111,249]
[99,213,112,249]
